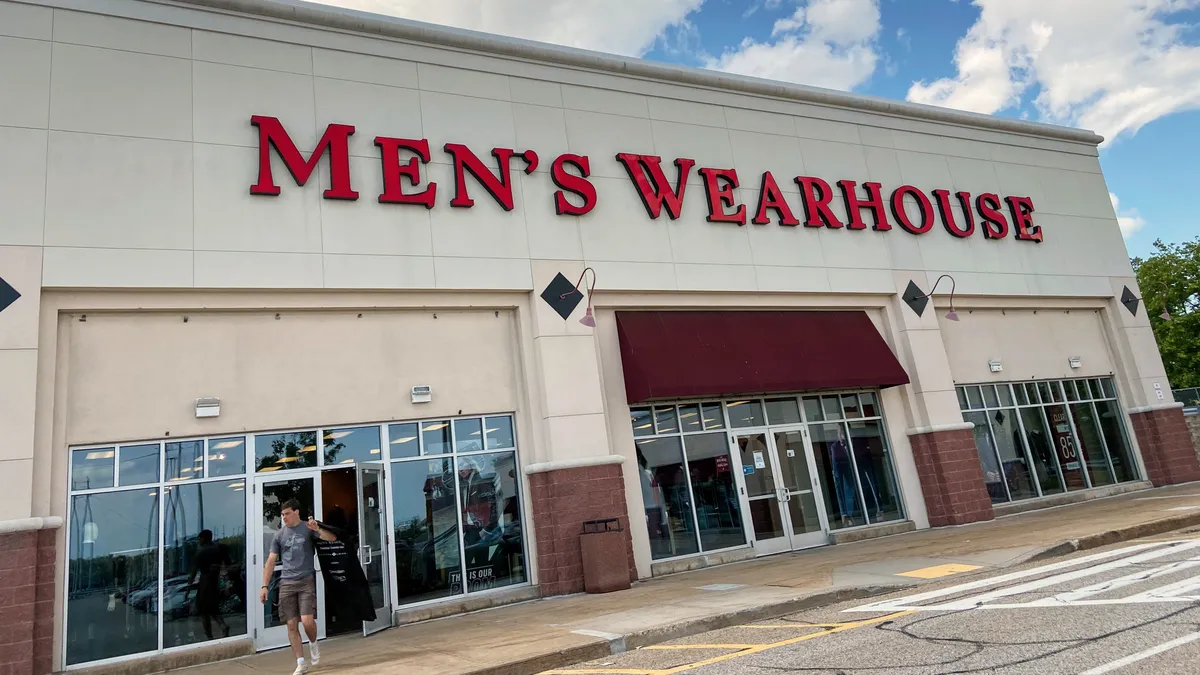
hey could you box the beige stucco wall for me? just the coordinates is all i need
[938,308,1115,384]
[61,307,519,445]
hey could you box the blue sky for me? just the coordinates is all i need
[328,0,1200,259]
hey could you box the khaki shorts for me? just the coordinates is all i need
[278,576,317,622]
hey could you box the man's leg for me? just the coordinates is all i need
[286,619,304,660]
[300,576,320,665]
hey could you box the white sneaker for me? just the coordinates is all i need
[310,642,321,666]
[292,661,308,675]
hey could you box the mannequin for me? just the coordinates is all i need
[828,427,858,527]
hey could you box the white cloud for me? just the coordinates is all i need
[707,0,882,91]
[318,0,704,57]
[907,0,1200,144]
[1110,192,1148,238]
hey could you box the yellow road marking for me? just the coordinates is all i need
[656,611,915,674]
[740,623,845,629]
[641,644,759,650]
[541,611,914,675]
[897,563,982,579]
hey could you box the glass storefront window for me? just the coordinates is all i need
[165,440,205,482]
[422,421,452,455]
[809,422,867,528]
[162,480,247,648]
[1018,408,1064,496]
[388,424,420,459]
[120,443,161,486]
[847,420,903,523]
[72,447,115,490]
[66,490,161,666]
[484,416,516,449]
[727,400,766,428]
[765,398,801,425]
[860,392,880,417]
[637,437,699,559]
[655,407,680,434]
[682,433,745,551]
[987,408,1037,501]
[631,408,655,437]
[391,458,459,604]
[956,378,1139,503]
[255,431,317,472]
[207,438,245,477]
[457,452,525,592]
[324,426,383,465]
[679,404,703,433]
[701,403,725,430]
[840,394,862,419]
[453,418,485,453]
[1095,401,1137,482]
[802,396,824,422]
[965,411,1007,503]
[1069,403,1115,487]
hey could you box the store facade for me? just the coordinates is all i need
[1,0,1198,672]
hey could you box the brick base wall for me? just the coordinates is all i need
[528,463,636,597]
[1131,407,1200,487]
[0,528,58,675]
[909,428,995,527]
[1187,414,1200,463]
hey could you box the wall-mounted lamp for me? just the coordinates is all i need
[195,397,220,418]
[1069,356,1082,369]
[561,267,598,327]
[902,274,960,321]
[989,360,1003,373]
[1120,284,1171,321]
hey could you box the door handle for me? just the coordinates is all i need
[362,546,372,565]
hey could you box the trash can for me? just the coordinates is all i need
[579,518,632,594]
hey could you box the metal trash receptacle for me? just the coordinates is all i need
[579,518,632,594]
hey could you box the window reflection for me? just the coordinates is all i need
[388,424,420,459]
[683,433,744,551]
[454,418,484,453]
[637,438,699,559]
[72,448,114,491]
[727,400,766,428]
[162,481,247,647]
[1095,401,1137,482]
[966,412,1006,503]
[422,421,452,455]
[255,432,317,472]
[120,444,160,486]
[1070,403,1115,487]
[809,423,866,529]
[391,458,460,604]
[485,416,515,450]
[1018,408,1064,495]
[165,441,205,482]
[207,438,245,477]
[457,452,525,591]
[848,421,902,523]
[765,398,801,425]
[66,490,160,665]
[323,426,382,466]
[989,409,1038,501]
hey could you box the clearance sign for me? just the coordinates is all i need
[248,115,1044,243]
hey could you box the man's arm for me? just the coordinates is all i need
[307,517,338,542]
[260,552,277,603]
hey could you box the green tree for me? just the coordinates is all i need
[1131,236,1200,389]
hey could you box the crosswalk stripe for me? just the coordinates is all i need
[844,542,1170,613]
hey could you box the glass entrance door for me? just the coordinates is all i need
[736,434,791,555]
[771,429,829,549]
[356,463,391,636]
[253,474,325,651]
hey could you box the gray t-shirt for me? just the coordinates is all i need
[271,523,319,580]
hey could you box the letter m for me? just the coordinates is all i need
[250,115,358,200]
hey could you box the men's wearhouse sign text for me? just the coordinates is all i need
[248,115,1044,243]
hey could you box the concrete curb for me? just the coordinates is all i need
[466,513,1200,675]
[1019,511,1200,565]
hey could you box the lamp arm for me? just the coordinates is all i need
[560,267,597,300]
[924,274,957,308]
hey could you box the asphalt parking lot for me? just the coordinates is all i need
[542,532,1200,674]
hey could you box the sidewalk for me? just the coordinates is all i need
[187,483,1200,675]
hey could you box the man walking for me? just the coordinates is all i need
[260,499,337,674]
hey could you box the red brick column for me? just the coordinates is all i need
[1130,407,1200,487]
[909,427,995,527]
[0,527,59,675]
[528,462,636,597]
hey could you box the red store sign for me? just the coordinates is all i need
[249,115,1044,243]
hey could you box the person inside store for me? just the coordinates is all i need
[260,499,338,675]
[184,529,233,640]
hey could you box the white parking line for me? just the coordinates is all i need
[1079,631,1200,674]
[844,541,1178,613]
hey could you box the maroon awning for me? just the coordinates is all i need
[615,310,910,404]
